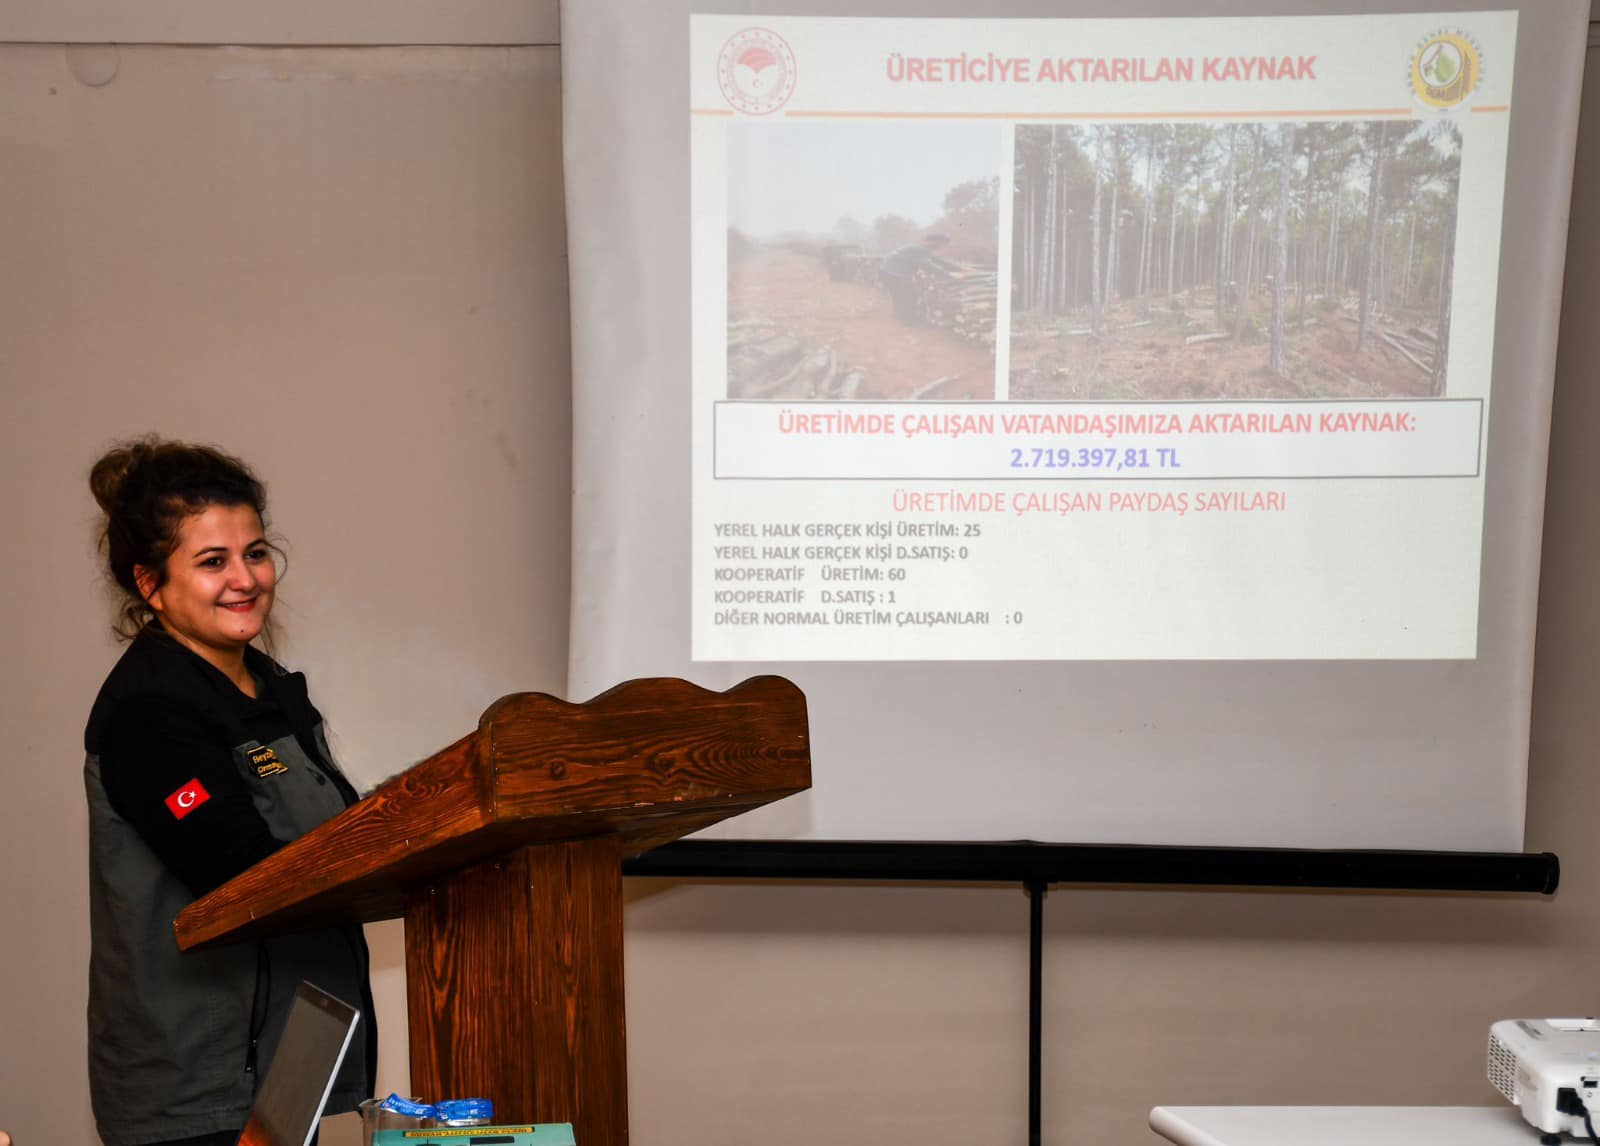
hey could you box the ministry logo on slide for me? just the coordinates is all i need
[718,28,797,115]
[1410,30,1482,110]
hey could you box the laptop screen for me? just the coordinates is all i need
[236,981,361,1146]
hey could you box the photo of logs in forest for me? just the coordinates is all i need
[1010,120,1462,400]
[726,121,1000,401]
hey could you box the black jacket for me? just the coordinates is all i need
[84,626,376,1145]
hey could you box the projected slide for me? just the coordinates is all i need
[691,13,1514,661]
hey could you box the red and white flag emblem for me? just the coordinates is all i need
[164,778,211,820]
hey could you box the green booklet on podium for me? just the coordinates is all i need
[373,1125,576,1146]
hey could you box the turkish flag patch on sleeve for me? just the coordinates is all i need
[164,778,211,820]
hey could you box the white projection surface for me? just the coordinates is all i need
[696,13,1501,662]
[562,1,1588,850]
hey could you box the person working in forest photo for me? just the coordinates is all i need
[881,232,956,324]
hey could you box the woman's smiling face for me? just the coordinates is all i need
[138,504,277,660]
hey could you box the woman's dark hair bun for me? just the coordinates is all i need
[88,438,156,517]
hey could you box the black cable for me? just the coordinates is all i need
[245,942,272,1083]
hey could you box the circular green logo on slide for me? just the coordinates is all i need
[1411,30,1481,110]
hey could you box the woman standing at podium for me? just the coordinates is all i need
[82,438,375,1146]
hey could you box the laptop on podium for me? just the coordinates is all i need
[235,981,361,1146]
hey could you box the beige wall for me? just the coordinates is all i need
[1,21,1597,1146]
[0,40,570,1144]
[0,0,558,46]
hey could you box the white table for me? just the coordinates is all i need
[1150,1106,1550,1146]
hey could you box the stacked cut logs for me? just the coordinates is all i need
[819,244,885,285]
[915,264,998,347]
[727,320,864,400]
[1378,321,1441,372]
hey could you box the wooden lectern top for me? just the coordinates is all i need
[175,675,810,951]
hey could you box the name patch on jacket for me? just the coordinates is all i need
[248,745,288,778]
[164,778,211,820]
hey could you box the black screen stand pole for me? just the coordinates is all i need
[1026,878,1047,1146]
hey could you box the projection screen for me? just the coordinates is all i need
[562,0,1588,850]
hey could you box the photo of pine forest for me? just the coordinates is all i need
[1009,120,1463,400]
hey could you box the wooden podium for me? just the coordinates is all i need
[174,676,810,1146]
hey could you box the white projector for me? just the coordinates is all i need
[1490,1019,1600,1141]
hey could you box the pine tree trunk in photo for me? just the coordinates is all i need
[1020,166,1033,312]
[1216,126,1236,327]
[1402,210,1416,308]
[1037,148,1047,312]
[1166,162,1180,309]
[1271,124,1294,377]
[1046,148,1057,313]
[1436,220,1448,302]
[1137,126,1157,299]
[1104,135,1121,309]
[1091,125,1104,332]
[1379,215,1391,318]
[1043,129,1056,313]
[1045,128,1062,314]
[1037,162,1047,312]
[1021,171,1031,312]
[1191,170,1202,301]
[1055,153,1069,312]
[1179,217,1189,296]
[1213,205,1224,325]
[1286,224,1294,299]
[1037,164,1048,311]
[1030,168,1041,313]
[1232,125,1262,341]
[1074,235,1084,309]
[1325,193,1339,299]
[1356,121,1388,352]
[1017,176,1030,310]
[1430,192,1458,395]
[1246,125,1264,297]
[1072,234,1082,310]
[1297,132,1316,326]
[1431,242,1454,396]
